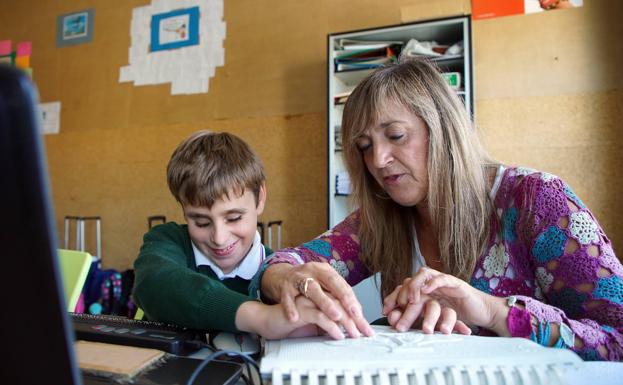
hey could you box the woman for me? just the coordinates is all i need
[259,58,623,360]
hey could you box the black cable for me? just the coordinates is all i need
[240,372,251,385]
[186,349,263,385]
[199,341,217,352]
[244,360,253,385]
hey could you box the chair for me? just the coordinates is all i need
[58,249,92,312]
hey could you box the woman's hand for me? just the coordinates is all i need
[384,291,472,335]
[261,262,374,337]
[382,267,509,335]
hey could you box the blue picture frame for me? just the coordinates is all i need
[56,9,95,47]
[151,7,200,52]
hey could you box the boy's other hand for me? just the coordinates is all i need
[236,296,366,340]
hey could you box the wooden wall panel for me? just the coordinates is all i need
[44,113,326,267]
[473,0,623,260]
[1,0,621,269]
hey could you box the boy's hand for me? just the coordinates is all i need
[236,296,363,340]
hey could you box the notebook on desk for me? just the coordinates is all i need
[0,64,242,385]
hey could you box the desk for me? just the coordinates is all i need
[81,348,243,385]
[566,362,623,385]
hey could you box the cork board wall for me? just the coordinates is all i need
[0,0,621,269]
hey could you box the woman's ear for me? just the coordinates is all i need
[256,183,267,215]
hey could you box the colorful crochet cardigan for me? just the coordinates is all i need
[266,167,623,361]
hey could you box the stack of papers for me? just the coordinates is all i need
[334,39,404,72]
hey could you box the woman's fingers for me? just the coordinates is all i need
[382,285,401,315]
[420,299,442,334]
[302,277,342,320]
[436,306,457,334]
[420,273,462,297]
[396,279,413,307]
[387,308,403,327]
[340,312,361,338]
[394,301,426,332]
[295,296,345,340]
[314,264,366,324]
[394,268,443,309]
[292,263,374,337]
[389,297,471,336]
[453,320,472,335]
[322,268,362,314]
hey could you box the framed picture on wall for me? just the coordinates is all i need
[56,9,95,47]
[150,7,200,52]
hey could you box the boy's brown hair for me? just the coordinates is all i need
[167,130,265,208]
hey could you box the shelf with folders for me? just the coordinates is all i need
[333,54,466,107]
[327,16,473,229]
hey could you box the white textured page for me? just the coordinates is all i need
[260,325,583,385]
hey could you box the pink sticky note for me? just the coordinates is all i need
[0,40,11,56]
[16,41,32,56]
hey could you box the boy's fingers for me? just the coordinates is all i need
[281,291,299,322]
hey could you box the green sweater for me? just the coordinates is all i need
[133,222,271,332]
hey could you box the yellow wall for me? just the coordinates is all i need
[0,0,620,269]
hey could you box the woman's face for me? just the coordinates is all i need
[355,101,429,207]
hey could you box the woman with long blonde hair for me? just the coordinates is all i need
[259,58,622,360]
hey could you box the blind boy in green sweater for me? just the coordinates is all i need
[133,131,350,339]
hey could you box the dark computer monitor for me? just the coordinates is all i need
[0,65,82,384]
[0,65,245,385]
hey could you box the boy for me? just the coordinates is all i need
[133,131,348,339]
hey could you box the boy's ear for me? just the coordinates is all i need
[256,183,267,215]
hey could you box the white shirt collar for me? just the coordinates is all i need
[192,231,265,280]
[489,164,506,201]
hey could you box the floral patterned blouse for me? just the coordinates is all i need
[266,166,623,361]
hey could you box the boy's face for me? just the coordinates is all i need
[183,185,266,274]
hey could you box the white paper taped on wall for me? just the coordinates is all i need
[260,325,584,385]
[119,0,225,95]
[39,101,61,135]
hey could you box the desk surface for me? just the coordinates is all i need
[81,355,243,385]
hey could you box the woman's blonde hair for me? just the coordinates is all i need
[342,58,497,297]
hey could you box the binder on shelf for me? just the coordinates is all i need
[337,38,404,51]
[334,125,342,151]
[333,91,351,105]
[335,46,398,73]
[442,72,461,90]
[336,170,351,196]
